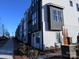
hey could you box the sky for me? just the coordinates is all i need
[0,0,31,36]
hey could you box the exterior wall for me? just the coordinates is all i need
[29,0,43,50]
[28,8,32,45]
[31,0,42,32]
[19,22,22,41]
[23,19,27,43]
[15,0,79,50]
[42,0,79,49]
[23,13,28,44]
[17,15,29,44]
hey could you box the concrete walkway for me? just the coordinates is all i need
[38,52,62,59]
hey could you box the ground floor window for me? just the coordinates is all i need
[56,32,61,43]
[32,32,40,44]
[36,32,40,44]
[36,36,40,44]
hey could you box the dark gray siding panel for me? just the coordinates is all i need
[47,5,64,31]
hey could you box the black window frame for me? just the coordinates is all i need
[32,12,37,26]
[36,32,40,44]
[36,36,40,44]
[70,0,73,7]
[56,32,61,43]
[52,9,63,22]
[76,3,79,11]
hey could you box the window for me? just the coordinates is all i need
[77,33,79,43]
[58,11,62,21]
[36,36,40,43]
[24,21,26,31]
[32,12,37,25]
[52,9,63,22]
[56,32,61,43]
[35,0,38,3]
[37,0,38,2]
[76,3,79,11]
[70,1,73,7]
[32,0,34,7]
[53,10,57,21]
[36,33,40,43]
[78,17,79,23]
[32,3,34,7]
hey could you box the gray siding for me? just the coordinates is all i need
[47,5,64,31]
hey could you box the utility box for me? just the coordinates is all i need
[61,45,77,59]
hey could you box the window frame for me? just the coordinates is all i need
[52,8,63,22]
[56,32,61,43]
[32,12,37,26]
[76,3,79,11]
[70,0,73,7]
[36,32,40,44]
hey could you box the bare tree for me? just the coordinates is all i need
[0,23,10,38]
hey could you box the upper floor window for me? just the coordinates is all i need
[70,1,73,7]
[37,0,38,2]
[35,0,38,3]
[32,3,34,7]
[52,9,63,22]
[36,33,40,44]
[36,36,40,43]
[76,3,79,11]
[24,21,26,30]
[32,12,37,25]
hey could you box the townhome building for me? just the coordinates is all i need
[16,0,79,50]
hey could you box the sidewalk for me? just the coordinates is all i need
[38,52,62,59]
[0,55,13,59]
